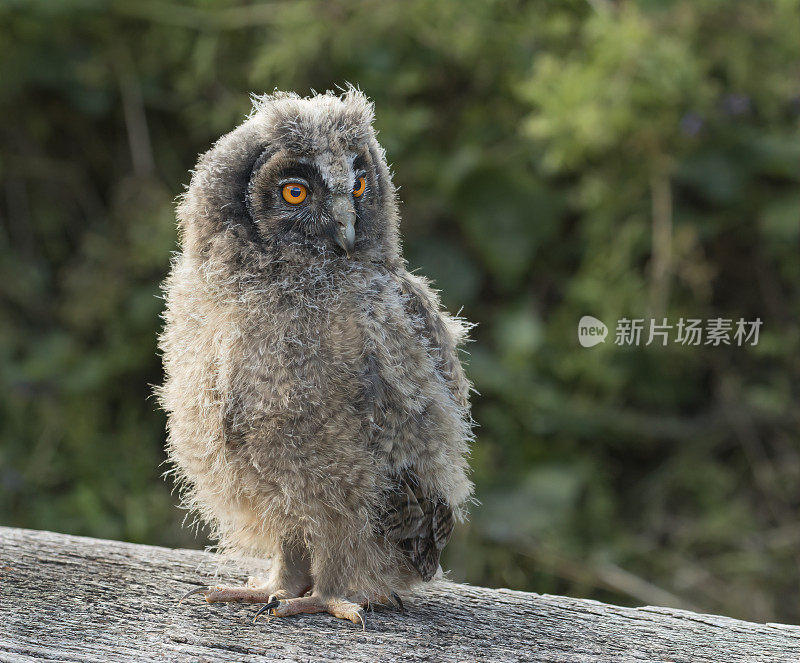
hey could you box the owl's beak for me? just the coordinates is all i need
[331,195,356,258]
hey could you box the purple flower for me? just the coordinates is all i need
[722,93,751,116]
[680,112,704,136]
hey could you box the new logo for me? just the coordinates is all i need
[578,316,608,347]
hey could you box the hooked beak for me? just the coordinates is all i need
[331,194,356,258]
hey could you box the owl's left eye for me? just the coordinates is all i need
[353,176,366,198]
[282,182,307,204]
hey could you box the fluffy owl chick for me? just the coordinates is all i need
[159,89,473,624]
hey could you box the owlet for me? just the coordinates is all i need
[159,89,474,624]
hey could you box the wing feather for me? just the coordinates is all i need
[380,469,454,581]
[395,271,472,408]
[375,269,470,581]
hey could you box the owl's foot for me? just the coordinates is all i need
[179,583,309,604]
[253,594,366,627]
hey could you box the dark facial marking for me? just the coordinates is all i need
[244,145,384,258]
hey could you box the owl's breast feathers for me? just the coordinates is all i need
[222,260,473,580]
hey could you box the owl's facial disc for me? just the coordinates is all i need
[247,149,372,258]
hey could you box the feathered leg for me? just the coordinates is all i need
[180,538,311,605]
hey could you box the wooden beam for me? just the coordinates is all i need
[1,526,799,662]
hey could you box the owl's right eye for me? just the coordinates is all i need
[282,182,307,204]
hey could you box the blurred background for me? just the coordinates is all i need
[1,0,799,624]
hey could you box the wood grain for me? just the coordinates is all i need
[1,526,798,662]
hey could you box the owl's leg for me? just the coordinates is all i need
[249,539,399,625]
[179,538,311,604]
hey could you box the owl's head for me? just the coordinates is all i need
[179,88,400,265]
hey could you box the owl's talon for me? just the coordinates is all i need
[252,600,281,623]
[179,585,211,603]
[391,592,405,613]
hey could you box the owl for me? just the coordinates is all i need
[159,89,474,625]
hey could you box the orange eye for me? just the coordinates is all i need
[282,182,307,204]
[353,176,366,198]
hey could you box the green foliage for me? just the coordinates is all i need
[1,0,798,623]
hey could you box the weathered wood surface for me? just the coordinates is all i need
[1,527,799,663]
